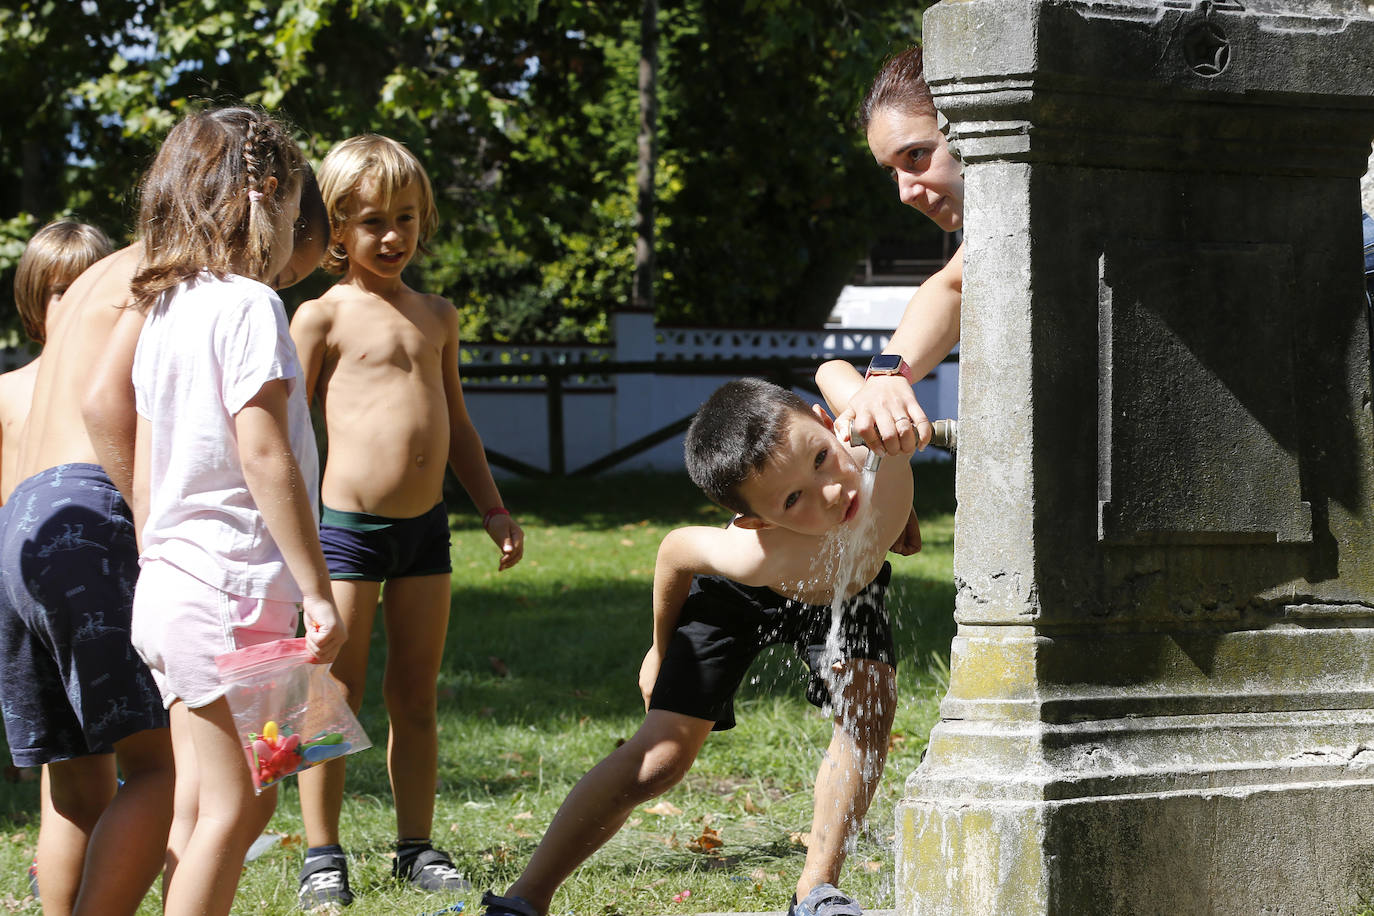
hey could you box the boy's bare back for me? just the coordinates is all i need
[0,361,39,499]
[17,244,141,479]
[294,281,462,518]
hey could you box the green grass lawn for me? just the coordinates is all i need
[0,465,957,915]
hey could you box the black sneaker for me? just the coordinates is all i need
[299,853,354,910]
[480,890,539,916]
[393,847,471,893]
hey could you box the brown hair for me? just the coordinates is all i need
[317,134,439,275]
[13,220,114,344]
[131,106,306,312]
[859,46,936,131]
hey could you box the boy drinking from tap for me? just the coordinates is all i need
[481,359,915,916]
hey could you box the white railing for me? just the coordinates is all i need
[459,343,614,389]
[654,326,892,361]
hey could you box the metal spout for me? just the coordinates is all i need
[930,418,957,452]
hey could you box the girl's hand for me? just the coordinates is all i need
[639,646,664,711]
[836,374,930,456]
[486,514,525,571]
[302,594,346,664]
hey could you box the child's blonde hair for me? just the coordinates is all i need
[317,134,438,275]
[13,221,114,345]
[131,106,306,312]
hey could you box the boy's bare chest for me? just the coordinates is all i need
[332,311,442,376]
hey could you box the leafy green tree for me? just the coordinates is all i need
[0,0,934,341]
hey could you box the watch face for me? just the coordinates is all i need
[869,354,904,373]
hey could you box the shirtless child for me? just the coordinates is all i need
[290,134,524,909]
[482,361,915,916]
[0,240,172,916]
[0,221,112,502]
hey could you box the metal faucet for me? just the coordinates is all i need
[860,418,957,474]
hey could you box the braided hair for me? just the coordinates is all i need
[131,106,306,312]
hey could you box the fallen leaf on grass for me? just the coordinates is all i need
[644,801,682,816]
[619,538,635,547]
[862,860,883,872]
[489,656,510,677]
[499,752,524,762]
[513,810,533,820]
[738,791,764,814]
[625,817,643,828]
[789,831,811,848]
[687,825,722,854]
[279,833,304,848]
[748,867,782,884]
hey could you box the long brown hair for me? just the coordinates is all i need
[859,46,936,131]
[131,107,305,312]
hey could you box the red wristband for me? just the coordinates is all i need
[482,507,511,530]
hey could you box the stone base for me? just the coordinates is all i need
[896,779,1374,916]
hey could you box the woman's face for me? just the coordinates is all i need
[866,106,964,232]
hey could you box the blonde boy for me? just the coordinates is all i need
[482,362,914,916]
[0,221,112,502]
[292,134,524,909]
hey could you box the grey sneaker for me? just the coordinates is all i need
[788,883,864,916]
[394,847,471,893]
[298,854,354,910]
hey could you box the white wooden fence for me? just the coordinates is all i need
[0,309,959,476]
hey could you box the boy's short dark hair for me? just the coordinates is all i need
[685,378,814,516]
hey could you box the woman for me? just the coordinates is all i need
[840,47,964,458]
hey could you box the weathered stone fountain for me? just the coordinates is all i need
[895,2,1374,913]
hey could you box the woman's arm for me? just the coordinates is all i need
[839,243,962,455]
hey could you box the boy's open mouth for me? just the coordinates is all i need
[843,492,859,523]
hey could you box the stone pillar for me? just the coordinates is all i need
[896,2,1374,914]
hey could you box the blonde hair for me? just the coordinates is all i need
[317,134,438,275]
[131,106,306,312]
[13,220,114,344]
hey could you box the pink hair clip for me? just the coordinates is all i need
[247,189,264,202]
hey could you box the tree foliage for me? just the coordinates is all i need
[0,0,933,341]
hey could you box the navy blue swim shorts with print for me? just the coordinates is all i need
[318,503,453,582]
[649,562,894,731]
[0,464,167,767]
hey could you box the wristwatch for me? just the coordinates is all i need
[865,354,913,383]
